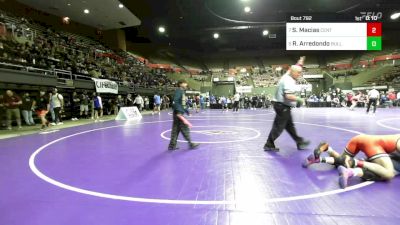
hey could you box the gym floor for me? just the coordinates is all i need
[1,108,399,225]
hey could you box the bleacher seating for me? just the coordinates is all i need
[252,72,281,87]
[0,9,174,89]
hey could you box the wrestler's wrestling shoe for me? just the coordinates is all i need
[338,166,354,189]
[313,142,330,158]
[302,154,320,168]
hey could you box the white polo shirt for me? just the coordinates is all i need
[234,93,240,102]
[51,93,64,108]
[368,89,380,99]
[274,72,297,107]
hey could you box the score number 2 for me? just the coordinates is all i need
[367,23,382,36]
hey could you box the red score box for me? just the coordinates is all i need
[367,22,382,36]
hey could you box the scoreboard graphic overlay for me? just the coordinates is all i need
[286,13,382,51]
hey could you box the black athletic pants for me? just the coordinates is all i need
[54,107,62,123]
[168,113,193,148]
[366,98,377,113]
[266,102,303,145]
[233,101,239,111]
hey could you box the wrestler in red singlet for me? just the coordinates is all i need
[344,134,400,160]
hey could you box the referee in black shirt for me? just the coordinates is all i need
[264,56,310,152]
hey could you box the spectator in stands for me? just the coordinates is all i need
[258,95,264,108]
[220,96,228,112]
[79,90,89,119]
[144,96,150,111]
[0,94,6,128]
[346,92,353,107]
[134,94,144,111]
[153,94,161,115]
[244,95,250,109]
[34,89,50,130]
[71,91,80,121]
[387,91,396,108]
[266,95,272,108]
[326,93,332,107]
[126,94,134,107]
[307,95,316,106]
[162,95,170,110]
[89,92,96,119]
[186,97,193,110]
[396,91,400,107]
[21,92,35,126]
[380,91,388,106]
[332,88,345,107]
[48,92,56,123]
[93,93,103,122]
[359,91,368,107]
[200,95,205,110]
[332,96,340,107]
[0,15,174,89]
[4,90,22,130]
[251,95,258,110]
[116,95,125,113]
[349,91,362,111]
[239,95,245,109]
[109,98,116,115]
[261,95,267,108]
[193,95,200,113]
[300,89,306,99]
[101,97,110,115]
[50,88,64,125]
[233,92,240,112]
[208,95,214,105]
[228,96,233,109]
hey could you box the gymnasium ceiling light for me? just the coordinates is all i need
[390,12,400,20]
[158,26,166,33]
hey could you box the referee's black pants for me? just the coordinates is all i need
[366,98,377,113]
[266,102,303,145]
[168,113,193,148]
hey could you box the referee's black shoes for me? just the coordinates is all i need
[264,140,310,152]
[297,140,310,150]
[264,143,280,152]
[189,143,200,150]
[168,146,180,151]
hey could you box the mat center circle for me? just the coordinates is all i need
[160,125,261,144]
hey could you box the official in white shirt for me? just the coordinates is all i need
[264,57,310,152]
[367,87,380,114]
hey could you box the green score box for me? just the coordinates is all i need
[367,37,382,51]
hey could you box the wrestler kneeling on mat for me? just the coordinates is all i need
[303,134,400,188]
